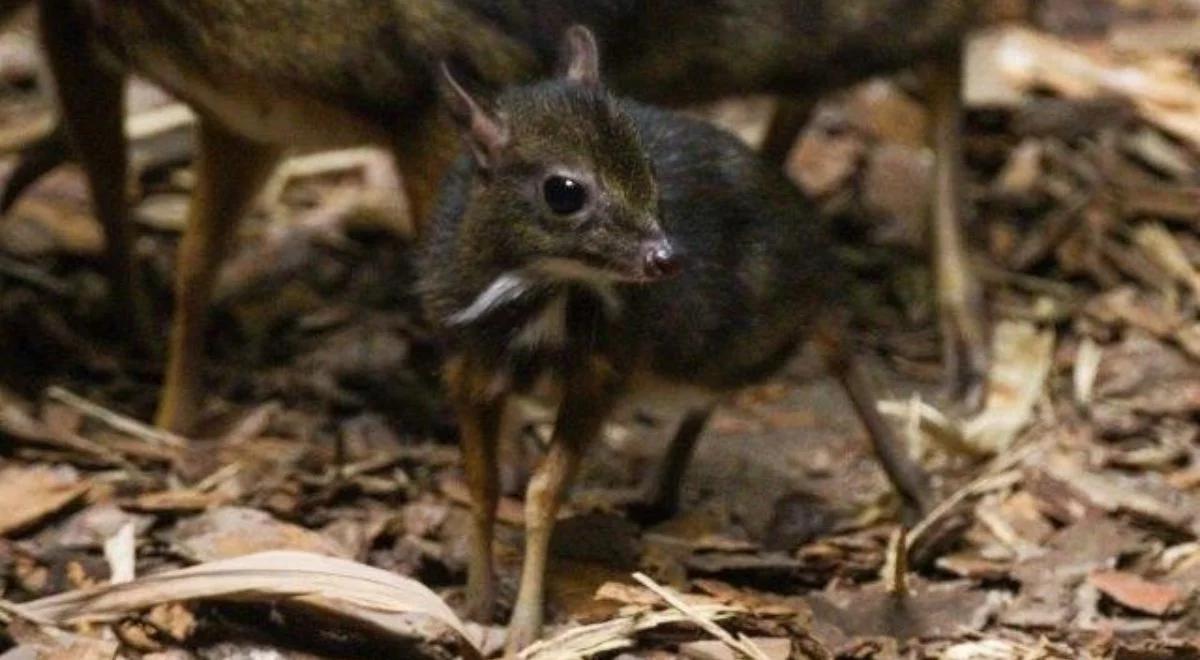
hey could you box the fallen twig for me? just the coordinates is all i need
[519,602,740,660]
[907,441,1045,553]
[631,572,770,660]
[46,387,188,449]
[0,395,149,475]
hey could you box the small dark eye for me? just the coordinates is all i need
[543,176,587,215]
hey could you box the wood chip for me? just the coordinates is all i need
[0,466,89,537]
[169,507,353,562]
[680,638,792,660]
[1089,570,1184,616]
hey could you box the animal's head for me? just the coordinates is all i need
[440,26,682,286]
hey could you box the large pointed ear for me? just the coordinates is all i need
[438,62,510,170]
[559,25,601,88]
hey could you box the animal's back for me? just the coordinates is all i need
[88,0,536,144]
[619,100,840,389]
[597,0,978,103]
[457,0,978,103]
[92,0,978,140]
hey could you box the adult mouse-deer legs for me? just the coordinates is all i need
[155,120,282,431]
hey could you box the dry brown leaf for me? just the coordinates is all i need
[1089,570,1184,616]
[169,507,352,562]
[0,466,90,537]
[1132,223,1200,300]
[594,582,664,608]
[1002,516,1151,629]
[863,144,932,248]
[880,321,1053,458]
[805,579,1002,640]
[964,28,1028,108]
[994,138,1044,198]
[993,27,1200,150]
[1042,453,1195,532]
[10,550,479,656]
[934,554,1011,580]
[0,638,119,660]
[680,638,792,660]
[789,130,863,198]
[124,489,233,514]
[963,321,1055,455]
[632,572,771,660]
[941,639,1024,660]
[846,80,928,146]
[518,602,740,660]
[53,504,153,548]
[440,475,526,526]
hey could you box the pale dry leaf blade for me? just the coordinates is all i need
[519,605,739,660]
[102,521,136,585]
[11,551,478,653]
[942,639,1023,660]
[1073,337,1102,405]
[963,320,1055,454]
[879,321,1054,458]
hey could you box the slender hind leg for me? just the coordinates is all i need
[38,0,152,349]
[154,119,281,432]
[817,319,934,523]
[924,48,988,409]
[629,405,714,525]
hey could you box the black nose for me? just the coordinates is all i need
[642,241,683,280]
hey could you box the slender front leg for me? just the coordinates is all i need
[38,0,151,349]
[154,119,282,433]
[924,47,988,409]
[444,356,505,622]
[506,368,615,654]
[630,405,714,526]
[759,96,816,169]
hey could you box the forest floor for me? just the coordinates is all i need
[3,2,1200,659]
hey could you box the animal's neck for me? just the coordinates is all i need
[454,272,615,349]
[450,259,622,327]
[449,274,625,397]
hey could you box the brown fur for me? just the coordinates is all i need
[15,0,997,428]
[420,35,934,649]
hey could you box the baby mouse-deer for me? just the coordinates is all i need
[420,26,934,652]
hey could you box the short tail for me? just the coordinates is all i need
[1,123,71,213]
